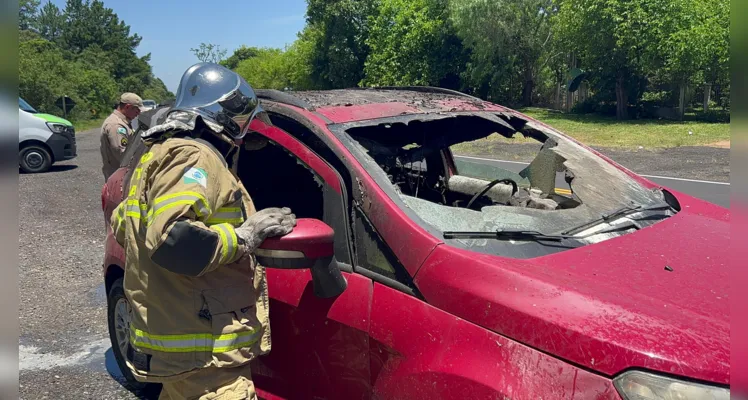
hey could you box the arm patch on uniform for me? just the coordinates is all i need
[151,220,219,276]
[117,126,128,135]
[183,167,208,188]
[121,136,128,147]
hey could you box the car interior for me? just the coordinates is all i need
[345,115,582,213]
[236,139,325,221]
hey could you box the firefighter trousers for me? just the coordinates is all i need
[158,363,257,400]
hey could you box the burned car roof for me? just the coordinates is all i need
[287,88,509,124]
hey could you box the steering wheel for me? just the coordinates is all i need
[466,179,519,209]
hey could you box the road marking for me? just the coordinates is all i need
[630,174,730,186]
[454,155,730,186]
[456,155,530,165]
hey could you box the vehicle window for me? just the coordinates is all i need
[449,150,530,187]
[264,113,356,264]
[237,130,353,266]
[19,97,37,113]
[352,206,415,290]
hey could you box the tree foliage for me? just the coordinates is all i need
[362,0,465,88]
[234,43,314,91]
[304,0,377,88]
[18,0,173,121]
[450,0,559,106]
[224,0,728,119]
[220,46,260,70]
[556,0,729,118]
[191,42,228,64]
[19,0,40,31]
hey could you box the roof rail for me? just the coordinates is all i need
[355,86,482,101]
[255,89,314,111]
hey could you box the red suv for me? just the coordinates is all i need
[102,88,730,399]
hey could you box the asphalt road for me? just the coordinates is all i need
[18,129,729,399]
[455,155,731,208]
[19,129,151,400]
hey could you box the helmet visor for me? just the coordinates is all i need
[172,63,262,139]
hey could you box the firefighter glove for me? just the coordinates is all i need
[235,207,296,254]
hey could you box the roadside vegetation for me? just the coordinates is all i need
[192,0,729,146]
[451,108,730,152]
[18,0,174,127]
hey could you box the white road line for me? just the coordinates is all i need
[456,155,530,165]
[454,155,730,186]
[633,174,730,186]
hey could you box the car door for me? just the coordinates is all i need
[247,119,374,400]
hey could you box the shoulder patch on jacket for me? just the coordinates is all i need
[117,126,128,135]
[120,136,128,147]
[183,167,208,188]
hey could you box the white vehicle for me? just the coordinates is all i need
[18,97,77,173]
[141,99,157,111]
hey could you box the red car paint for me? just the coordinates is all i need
[103,90,730,399]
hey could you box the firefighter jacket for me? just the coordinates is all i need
[111,135,270,382]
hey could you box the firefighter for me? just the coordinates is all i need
[111,62,296,400]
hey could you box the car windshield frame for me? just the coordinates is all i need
[19,97,37,113]
[327,110,676,259]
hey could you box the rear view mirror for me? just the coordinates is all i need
[255,218,347,298]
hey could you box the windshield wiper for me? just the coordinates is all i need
[561,202,674,236]
[444,229,573,242]
[444,222,644,243]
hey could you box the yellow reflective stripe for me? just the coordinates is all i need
[210,223,238,263]
[151,191,211,218]
[124,199,147,220]
[114,202,126,231]
[206,207,244,225]
[130,325,258,354]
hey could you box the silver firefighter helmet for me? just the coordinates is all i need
[171,62,262,140]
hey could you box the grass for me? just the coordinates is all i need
[71,117,106,132]
[470,107,730,149]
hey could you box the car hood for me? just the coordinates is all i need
[416,193,730,385]
[34,113,73,127]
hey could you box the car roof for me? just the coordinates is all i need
[258,87,510,124]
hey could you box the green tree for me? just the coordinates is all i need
[557,0,730,119]
[19,39,78,114]
[19,0,40,31]
[304,0,377,88]
[36,1,64,42]
[362,0,465,88]
[234,44,315,91]
[556,0,643,119]
[450,0,559,106]
[71,68,118,117]
[220,45,260,70]
[191,42,228,64]
[19,0,173,121]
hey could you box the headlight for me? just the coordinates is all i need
[46,122,68,134]
[614,371,729,400]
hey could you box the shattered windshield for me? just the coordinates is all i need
[338,111,678,258]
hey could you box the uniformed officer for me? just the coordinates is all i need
[111,63,295,400]
[100,93,144,180]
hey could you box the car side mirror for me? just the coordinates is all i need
[255,218,347,298]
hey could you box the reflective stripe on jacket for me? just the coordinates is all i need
[111,136,270,381]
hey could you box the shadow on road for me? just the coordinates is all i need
[19,164,80,174]
[105,347,162,399]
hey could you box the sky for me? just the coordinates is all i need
[50,0,309,93]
